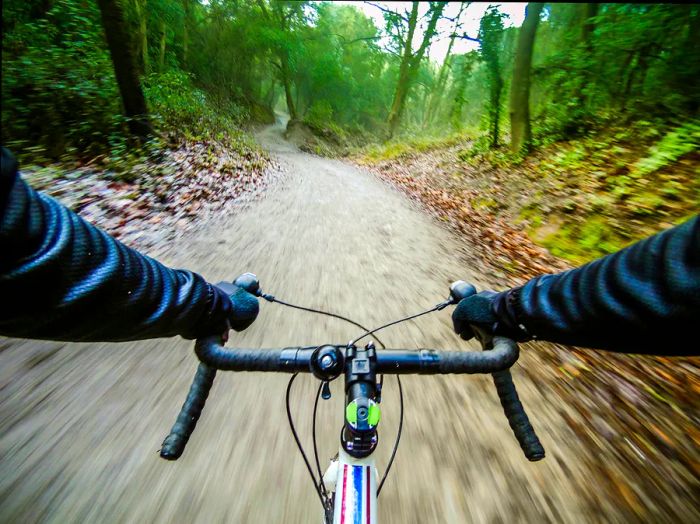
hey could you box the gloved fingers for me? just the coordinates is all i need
[228,286,259,332]
[459,293,498,324]
[452,303,475,340]
[452,292,499,340]
[459,324,476,341]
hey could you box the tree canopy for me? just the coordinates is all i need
[2,1,698,159]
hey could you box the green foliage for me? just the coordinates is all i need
[541,215,625,265]
[632,121,700,177]
[144,70,248,139]
[361,133,471,162]
[2,0,261,161]
[532,4,700,140]
[514,120,700,263]
[457,134,519,168]
[304,100,334,129]
[2,0,120,158]
[297,3,395,130]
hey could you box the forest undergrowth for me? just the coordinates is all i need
[357,118,700,268]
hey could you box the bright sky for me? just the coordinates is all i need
[333,2,528,63]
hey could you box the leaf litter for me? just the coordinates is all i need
[22,137,281,251]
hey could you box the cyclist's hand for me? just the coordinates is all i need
[217,273,260,333]
[184,273,260,339]
[452,287,530,343]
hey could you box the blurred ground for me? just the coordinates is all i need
[1,122,698,523]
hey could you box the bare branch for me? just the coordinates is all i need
[323,33,383,46]
[364,1,408,22]
[457,32,481,44]
[441,1,471,24]
[345,35,383,45]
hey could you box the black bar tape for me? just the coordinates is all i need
[159,363,217,460]
[438,336,519,373]
[195,336,310,372]
[492,369,545,461]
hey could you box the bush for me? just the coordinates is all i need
[632,120,700,177]
[1,0,121,159]
[305,100,334,128]
[144,70,248,140]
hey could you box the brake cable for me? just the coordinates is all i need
[348,300,450,347]
[260,293,386,346]
[285,374,328,508]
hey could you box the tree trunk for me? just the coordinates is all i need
[387,2,445,137]
[97,0,152,140]
[620,51,638,109]
[257,0,298,121]
[387,65,413,137]
[423,2,466,129]
[509,2,544,154]
[139,0,148,73]
[581,3,598,55]
[281,58,297,120]
[449,54,476,130]
[449,65,468,129]
[182,0,190,68]
[491,76,502,148]
[130,0,148,74]
[386,2,419,137]
[423,48,454,129]
[158,20,166,71]
[572,3,599,111]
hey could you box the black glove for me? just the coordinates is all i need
[183,274,260,339]
[452,287,531,343]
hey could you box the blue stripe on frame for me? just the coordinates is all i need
[352,465,363,524]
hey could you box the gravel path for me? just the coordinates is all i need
[1,122,692,523]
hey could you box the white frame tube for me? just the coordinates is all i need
[332,448,378,524]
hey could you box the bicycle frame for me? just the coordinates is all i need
[324,449,378,524]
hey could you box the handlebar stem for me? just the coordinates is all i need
[342,343,379,458]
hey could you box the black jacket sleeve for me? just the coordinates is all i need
[0,147,224,342]
[511,215,700,355]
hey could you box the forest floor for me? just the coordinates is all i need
[356,123,699,268]
[0,122,698,523]
[20,135,278,252]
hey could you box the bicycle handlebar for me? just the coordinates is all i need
[161,337,545,462]
[492,369,545,461]
[160,363,216,460]
[190,336,519,374]
[159,279,545,464]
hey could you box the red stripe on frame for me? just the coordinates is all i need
[341,464,348,524]
[365,467,371,524]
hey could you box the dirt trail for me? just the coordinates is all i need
[0,122,694,523]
